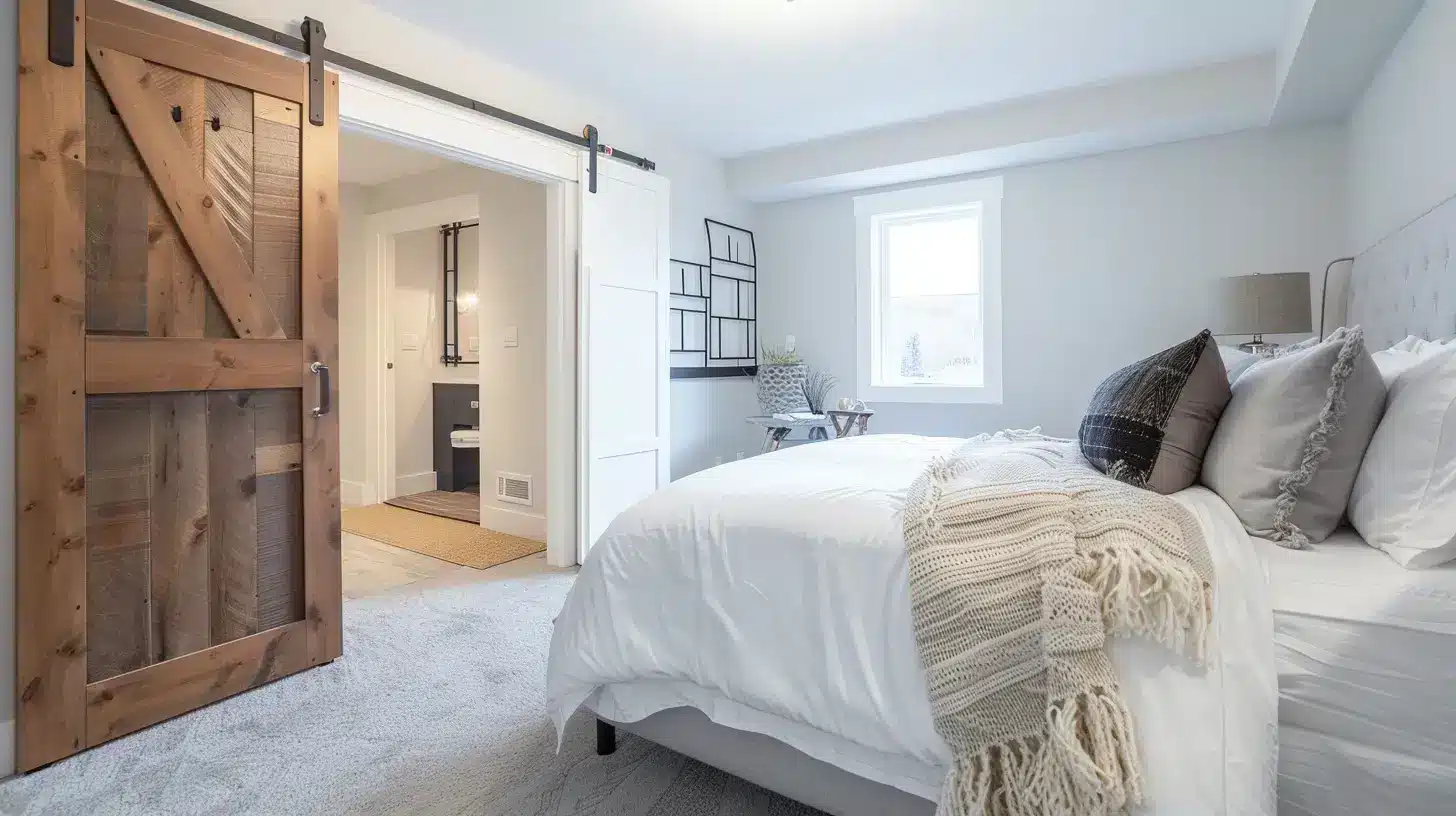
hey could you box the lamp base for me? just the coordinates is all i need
[1237,334,1277,354]
[1236,341,1276,353]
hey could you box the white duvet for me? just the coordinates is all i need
[548,435,1277,814]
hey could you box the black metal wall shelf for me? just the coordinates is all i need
[441,221,479,366]
[671,219,759,380]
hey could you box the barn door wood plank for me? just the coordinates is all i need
[143,61,214,340]
[148,394,212,661]
[16,0,90,770]
[203,81,255,337]
[84,65,149,336]
[86,337,309,393]
[256,444,303,476]
[256,469,304,630]
[83,66,142,178]
[85,620,310,746]
[301,72,343,664]
[254,94,302,338]
[147,61,205,159]
[85,399,154,682]
[145,169,213,340]
[84,60,167,675]
[205,80,254,268]
[86,0,306,104]
[131,62,215,666]
[255,392,304,630]
[255,95,301,128]
[206,81,254,132]
[209,392,260,644]
[88,45,286,340]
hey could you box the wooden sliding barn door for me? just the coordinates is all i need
[16,0,341,771]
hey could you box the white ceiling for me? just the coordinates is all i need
[339,129,454,186]
[362,0,1294,157]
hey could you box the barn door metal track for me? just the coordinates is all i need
[121,0,655,187]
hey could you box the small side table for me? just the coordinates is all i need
[747,410,875,453]
[826,409,874,439]
[747,415,832,453]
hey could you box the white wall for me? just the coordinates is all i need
[338,184,369,503]
[474,175,550,530]
[1348,0,1456,252]
[756,127,1349,440]
[353,165,550,531]
[390,226,480,493]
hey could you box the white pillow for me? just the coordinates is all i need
[1218,345,1260,383]
[1370,335,1456,387]
[1349,346,1456,568]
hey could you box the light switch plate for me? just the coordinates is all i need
[785,334,796,353]
[468,336,481,352]
[504,326,519,348]
[400,333,420,351]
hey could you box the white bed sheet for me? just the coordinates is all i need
[547,435,1277,814]
[1259,532,1456,815]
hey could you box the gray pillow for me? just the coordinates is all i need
[1201,327,1387,548]
[1080,330,1231,494]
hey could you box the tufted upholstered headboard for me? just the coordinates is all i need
[1347,194,1456,349]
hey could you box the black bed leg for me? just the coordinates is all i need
[596,719,617,755]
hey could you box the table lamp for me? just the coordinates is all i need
[1216,272,1313,353]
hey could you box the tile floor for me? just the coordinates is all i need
[341,531,554,600]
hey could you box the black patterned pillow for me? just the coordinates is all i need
[1079,330,1232,494]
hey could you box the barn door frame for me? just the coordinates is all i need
[336,73,582,570]
[15,0,340,771]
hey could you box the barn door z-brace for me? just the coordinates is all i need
[80,0,654,192]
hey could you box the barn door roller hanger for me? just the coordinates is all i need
[47,0,75,66]
[47,0,650,193]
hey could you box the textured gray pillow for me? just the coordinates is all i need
[1080,330,1231,494]
[1201,327,1387,548]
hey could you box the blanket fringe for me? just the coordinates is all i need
[939,690,1144,816]
[1081,543,1212,665]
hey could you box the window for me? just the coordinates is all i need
[855,177,1002,404]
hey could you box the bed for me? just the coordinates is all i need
[547,435,1278,815]
[1260,187,1456,815]
[548,191,1456,815]
[1261,532,1456,815]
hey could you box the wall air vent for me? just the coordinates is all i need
[496,472,533,506]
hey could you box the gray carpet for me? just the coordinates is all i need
[0,569,824,815]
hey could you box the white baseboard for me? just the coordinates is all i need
[480,504,548,542]
[341,479,369,508]
[394,471,437,497]
[0,717,13,778]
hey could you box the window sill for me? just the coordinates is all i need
[861,383,1002,405]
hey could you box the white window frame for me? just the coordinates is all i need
[854,176,1003,405]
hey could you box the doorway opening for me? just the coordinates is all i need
[336,129,552,597]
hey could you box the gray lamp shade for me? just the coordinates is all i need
[1216,273,1313,335]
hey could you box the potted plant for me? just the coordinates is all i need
[757,342,809,415]
[802,368,838,415]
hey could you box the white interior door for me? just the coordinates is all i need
[578,157,671,557]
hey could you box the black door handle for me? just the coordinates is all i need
[310,361,330,417]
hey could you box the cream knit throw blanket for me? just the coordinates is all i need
[903,431,1215,816]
